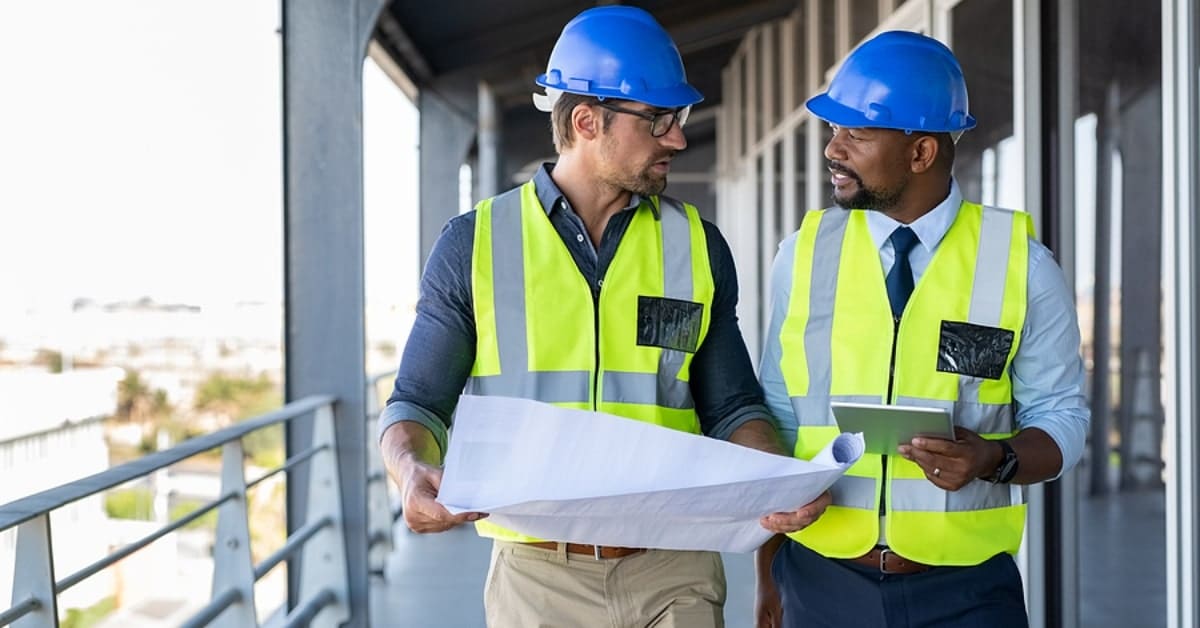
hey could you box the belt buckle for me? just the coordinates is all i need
[878,548,897,574]
[594,545,602,561]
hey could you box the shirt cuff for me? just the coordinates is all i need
[377,401,450,457]
[708,404,774,442]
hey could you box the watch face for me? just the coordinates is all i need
[998,453,1019,483]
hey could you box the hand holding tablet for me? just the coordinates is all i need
[830,402,955,455]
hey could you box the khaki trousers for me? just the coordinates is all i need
[484,541,726,628]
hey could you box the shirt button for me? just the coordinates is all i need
[576,234,585,243]
[598,279,604,287]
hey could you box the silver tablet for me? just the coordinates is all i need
[830,402,955,455]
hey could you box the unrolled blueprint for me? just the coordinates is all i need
[438,395,864,553]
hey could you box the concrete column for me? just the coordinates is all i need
[419,90,477,267]
[281,0,385,624]
[477,81,500,200]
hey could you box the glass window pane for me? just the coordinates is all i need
[951,0,1015,206]
[1073,1,1165,624]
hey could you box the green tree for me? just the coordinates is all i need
[193,372,283,467]
[34,348,63,373]
[116,369,172,423]
[194,372,278,420]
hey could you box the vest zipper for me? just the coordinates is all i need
[591,282,602,411]
[881,315,901,517]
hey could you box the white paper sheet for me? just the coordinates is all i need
[437,395,864,553]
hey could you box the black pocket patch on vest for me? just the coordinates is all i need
[637,296,703,354]
[936,320,1015,380]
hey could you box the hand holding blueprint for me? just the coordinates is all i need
[437,395,864,553]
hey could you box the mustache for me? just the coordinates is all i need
[827,161,861,182]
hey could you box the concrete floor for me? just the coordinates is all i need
[372,489,1167,628]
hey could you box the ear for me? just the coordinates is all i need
[572,104,601,141]
[910,135,939,174]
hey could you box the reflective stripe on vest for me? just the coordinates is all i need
[779,202,1031,565]
[467,181,714,542]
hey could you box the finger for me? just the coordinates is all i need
[910,435,961,453]
[759,511,820,534]
[924,463,972,491]
[408,507,484,533]
[404,488,459,530]
[904,447,939,472]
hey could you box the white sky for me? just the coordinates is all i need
[0,1,419,318]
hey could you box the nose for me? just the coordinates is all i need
[660,122,687,151]
[824,128,847,162]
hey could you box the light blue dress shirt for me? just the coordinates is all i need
[759,180,1090,478]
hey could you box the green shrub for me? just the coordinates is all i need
[104,488,154,521]
[60,596,116,628]
[169,499,219,531]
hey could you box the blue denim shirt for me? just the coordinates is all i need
[759,180,1090,477]
[379,164,770,455]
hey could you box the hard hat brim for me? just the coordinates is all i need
[535,75,703,109]
[805,93,977,133]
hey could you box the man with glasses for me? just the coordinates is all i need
[378,5,829,627]
[593,100,692,138]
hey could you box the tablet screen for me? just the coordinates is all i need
[830,402,954,455]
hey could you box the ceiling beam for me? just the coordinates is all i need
[373,9,434,85]
[669,0,798,54]
[426,5,588,75]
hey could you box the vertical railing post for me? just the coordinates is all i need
[365,381,393,579]
[12,514,57,628]
[299,405,349,627]
[210,439,259,628]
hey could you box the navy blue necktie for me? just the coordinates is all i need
[886,227,919,318]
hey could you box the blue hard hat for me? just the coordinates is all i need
[535,6,703,109]
[806,31,976,133]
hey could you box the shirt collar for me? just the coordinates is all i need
[865,178,963,254]
[532,162,651,218]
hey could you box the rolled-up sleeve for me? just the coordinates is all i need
[1011,240,1090,477]
[377,214,478,456]
[691,220,773,440]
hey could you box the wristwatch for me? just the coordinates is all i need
[987,440,1019,484]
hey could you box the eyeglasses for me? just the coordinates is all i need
[595,101,691,137]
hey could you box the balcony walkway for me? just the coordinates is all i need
[373,489,1165,628]
[373,524,758,627]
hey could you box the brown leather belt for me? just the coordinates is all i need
[523,541,646,560]
[844,547,933,574]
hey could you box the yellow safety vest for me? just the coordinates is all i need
[778,201,1031,566]
[467,180,715,542]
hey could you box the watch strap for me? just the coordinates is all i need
[990,439,1019,484]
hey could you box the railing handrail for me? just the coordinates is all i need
[0,394,335,532]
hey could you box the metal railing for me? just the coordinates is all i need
[0,395,354,628]
[365,371,398,578]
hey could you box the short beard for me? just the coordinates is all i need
[625,171,668,196]
[599,130,671,197]
[834,184,903,212]
[829,162,904,212]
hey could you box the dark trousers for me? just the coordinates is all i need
[771,541,1029,628]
